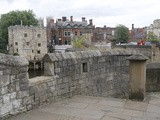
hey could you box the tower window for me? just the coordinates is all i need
[37,50,41,54]
[15,42,18,45]
[82,62,88,73]
[37,34,41,37]
[24,33,27,37]
[38,43,41,47]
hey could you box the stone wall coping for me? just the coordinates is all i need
[147,62,160,69]
[0,53,29,67]
[29,76,54,86]
[127,54,148,61]
[43,50,133,62]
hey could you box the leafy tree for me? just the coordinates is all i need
[71,36,86,48]
[147,31,159,41]
[0,10,38,53]
[115,24,129,43]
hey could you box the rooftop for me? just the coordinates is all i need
[6,93,160,120]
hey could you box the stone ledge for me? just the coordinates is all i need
[0,53,29,67]
[43,50,133,62]
[29,76,54,86]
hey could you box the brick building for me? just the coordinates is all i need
[46,16,95,45]
[129,24,147,42]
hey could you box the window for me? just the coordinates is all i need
[15,42,18,45]
[26,42,30,46]
[32,50,34,53]
[82,62,88,73]
[16,49,18,52]
[37,50,41,54]
[64,32,67,36]
[68,32,70,36]
[64,31,71,36]
[24,33,27,37]
[75,31,77,36]
[37,34,41,37]
[38,43,41,47]
[80,31,82,36]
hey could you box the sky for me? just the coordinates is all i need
[0,0,160,29]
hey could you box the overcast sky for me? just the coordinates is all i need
[0,0,159,29]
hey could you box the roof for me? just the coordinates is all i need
[56,20,91,28]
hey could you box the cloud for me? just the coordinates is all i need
[0,0,160,29]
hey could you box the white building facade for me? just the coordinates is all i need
[8,25,47,62]
[147,19,160,38]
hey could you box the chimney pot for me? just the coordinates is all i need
[70,16,73,22]
[82,17,85,22]
[132,24,134,29]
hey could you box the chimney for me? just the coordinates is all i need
[82,17,85,22]
[58,19,61,21]
[89,19,93,25]
[132,24,134,29]
[70,16,73,22]
[62,16,67,22]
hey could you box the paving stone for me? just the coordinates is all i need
[124,100,148,112]
[97,97,126,108]
[147,104,160,115]
[122,109,144,118]
[149,96,160,107]
[101,115,121,120]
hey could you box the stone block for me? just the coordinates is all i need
[11,67,20,75]
[15,82,20,91]
[10,92,17,100]
[10,75,16,83]
[0,70,3,75]
[0,75,10,87]
[12,99,22,109]
[1,102,12,116]
[1,86,8,95]
[57,78,63,84]
[19,66,28,73]
[22,96,34,105]
[8,83,16,93]
[3,94,11,103]
[50,86,56,92]
[19,82,29,91]
[26,104,32,111]
[17,91,29,99]
[16,72,28,79]
[3,68,11,75]
[29,86,35,95]
[55,68,61,74]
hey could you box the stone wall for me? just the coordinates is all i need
[0,50,132,119]
[114,45,160,62]
[43,50,131,98]
[0,53,29,118]
[146,62,160,92]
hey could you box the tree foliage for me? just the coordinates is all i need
[0,10,38,53]
[147,31,159,41]
[115,24,129,43]
[71,36,86,48]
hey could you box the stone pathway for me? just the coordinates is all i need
[5,93,160,120]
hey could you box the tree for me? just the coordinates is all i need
[0,10,38,53]
[71,36,86,48]
[147,31,159,41]
[115,24,129,43]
